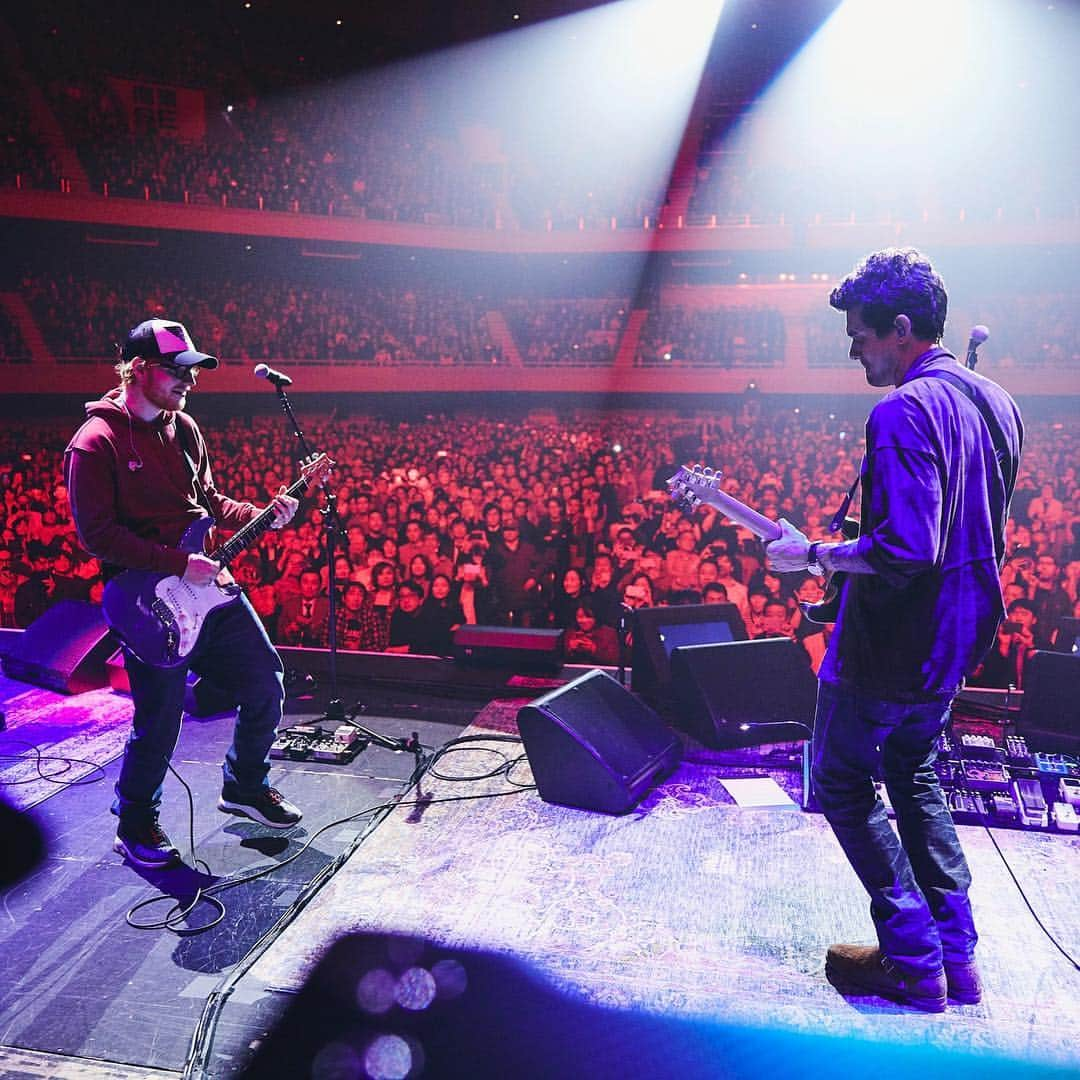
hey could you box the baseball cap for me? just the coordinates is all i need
[121,319,218,369]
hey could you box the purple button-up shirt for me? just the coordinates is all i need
[820,348,1024,702]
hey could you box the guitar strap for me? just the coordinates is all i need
[919,368,1017,569]
[174,415,215,519]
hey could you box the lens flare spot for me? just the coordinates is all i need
[395,966,437,1011]
[356,968,396,1015]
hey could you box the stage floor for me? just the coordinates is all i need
[1,674,1078,1079]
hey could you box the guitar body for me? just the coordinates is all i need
[102,517,241,668]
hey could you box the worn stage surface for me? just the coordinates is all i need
[0,669,1077,1079]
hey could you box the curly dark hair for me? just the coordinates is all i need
[829,248,947,341]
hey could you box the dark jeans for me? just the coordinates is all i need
[113,594,285,826]
[810,680,977,977]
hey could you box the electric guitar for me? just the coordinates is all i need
[103,453,334,667]
[666,464,856,624]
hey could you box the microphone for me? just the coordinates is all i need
[253,363,293,387]
[965,325,989,371]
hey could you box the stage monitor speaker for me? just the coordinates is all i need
[1016,650,1080,753]
[453,625,565,673]
[1050,617,1080,654]
[631,603,747,706]
[517,668,681,814]
[669,637,818,748]
[1,600,116,695]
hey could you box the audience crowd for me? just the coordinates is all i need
[15,269,1076,373]
[21,273,502,367]
[504,298,627,367]
[3,5,1075,233]
[0,309,31,364]
[2,406,1077,690]
[637,305,787,367]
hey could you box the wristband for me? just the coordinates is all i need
[807,542,825,576]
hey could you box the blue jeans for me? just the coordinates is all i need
[811,680,977,976]
[113,594,285,826]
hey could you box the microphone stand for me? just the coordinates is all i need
[269,381,346,723]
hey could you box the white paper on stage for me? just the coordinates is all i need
[719,777,798,809]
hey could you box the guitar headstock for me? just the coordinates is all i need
[300,452,335,489]
[667,463,723,511]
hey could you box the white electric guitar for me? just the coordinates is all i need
[102,453,333,667]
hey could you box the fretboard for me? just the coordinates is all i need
[215,473,312,567]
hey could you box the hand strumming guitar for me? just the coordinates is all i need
[183,553,222,587]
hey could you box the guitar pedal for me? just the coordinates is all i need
[947,790,986,822]
[1051,802,1079,832]
[988,791,1020,824]
[1058,777,1080,809]
[960,759,1010,793]
[958,733,1004,762]
[1012,778,1048,828]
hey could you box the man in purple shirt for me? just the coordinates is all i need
[767,249,1023,1011]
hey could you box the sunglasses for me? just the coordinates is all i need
[150,359,199,381]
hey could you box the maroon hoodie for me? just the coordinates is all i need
[64,392,258,579]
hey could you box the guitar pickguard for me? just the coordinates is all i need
[153,574,238,659]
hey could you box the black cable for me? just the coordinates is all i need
[424,733,531,783]
[125,761,222,933]
[125,735,533,935]
[0,739,108,787]
[980,816,1079,971]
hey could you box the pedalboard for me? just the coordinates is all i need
[270,723,368,765]
[926,732,1080,835]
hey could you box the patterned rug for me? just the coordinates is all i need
[0,674,133,811]
[245,705,1080,1070]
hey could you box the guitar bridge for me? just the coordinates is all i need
[151,597,176,629]
[151,598,181,662]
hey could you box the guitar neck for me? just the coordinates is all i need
[215,473,312,568]
[701,488,783,543]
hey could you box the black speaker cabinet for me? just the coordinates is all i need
[669,637,818,748]
[631,603,747,704]
[517,668,681,814]
[454,625,565,673]
[1017,650,1080,752]
[1,600,117,695]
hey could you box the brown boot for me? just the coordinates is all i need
[826,944,947,1012]
[944,959,982,1004]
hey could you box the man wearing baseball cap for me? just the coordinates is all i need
[64,319,303,869]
